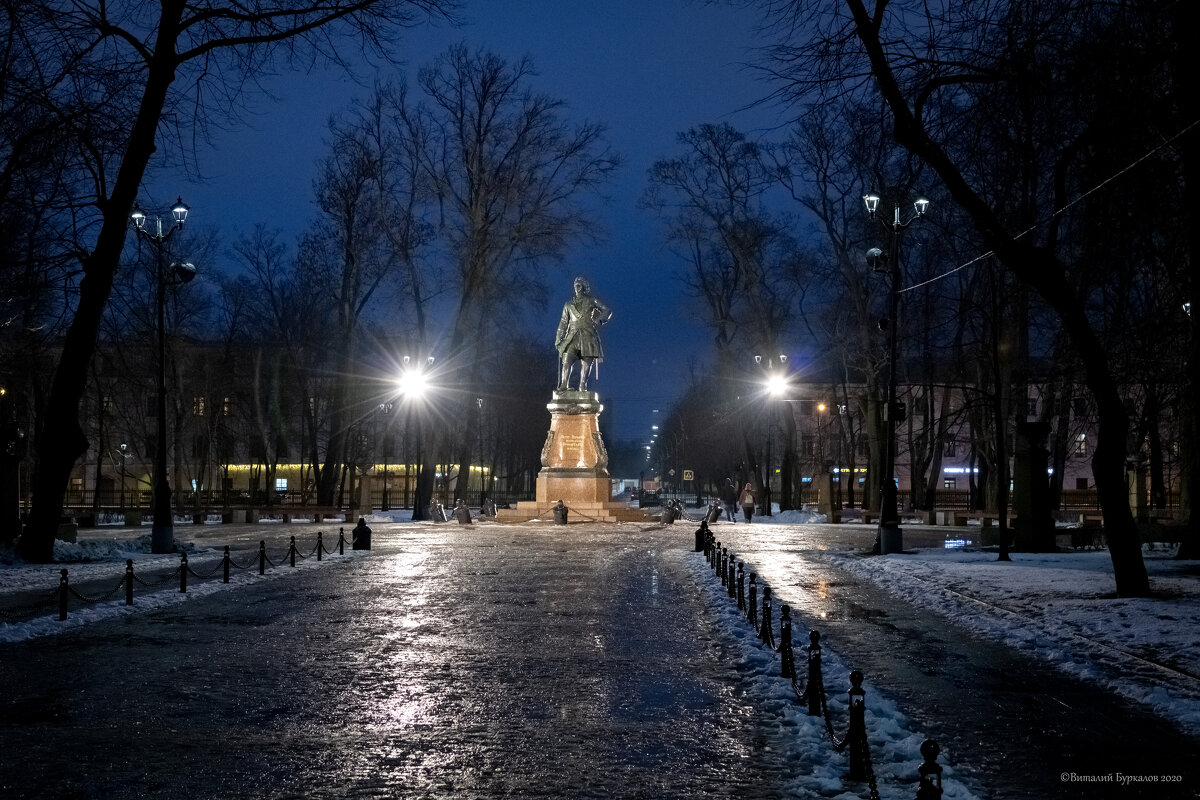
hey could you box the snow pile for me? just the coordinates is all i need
[687,555,981,800]
[0,535,368,645]
[825,547,1200,737]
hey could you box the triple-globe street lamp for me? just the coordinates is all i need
[130,197,196,554]
[863,190,929,555]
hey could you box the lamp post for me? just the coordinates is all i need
[476,397,485,505]
[864,190,928,554]
[378,402,393,511]
[130,197,195,554]
[398,355,434,520]
[118,442,128,511]
[756,353,789,517]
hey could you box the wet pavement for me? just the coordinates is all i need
[2,520,1197,799]
[2,523,807,799]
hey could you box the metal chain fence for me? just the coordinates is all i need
[1,527,368,625]
[698,530,946,800]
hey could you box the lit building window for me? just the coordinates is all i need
[275,478,287,492]
[1076,434,1087,455]
[944,477,957,490]
[193,396,206,417]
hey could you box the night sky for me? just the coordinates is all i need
[149,0,787,441]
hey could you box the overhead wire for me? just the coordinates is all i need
[899,117,1200,294]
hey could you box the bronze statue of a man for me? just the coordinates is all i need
[555,276,612,391]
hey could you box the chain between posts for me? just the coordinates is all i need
[696,546,943,800]
[3,530,369,625]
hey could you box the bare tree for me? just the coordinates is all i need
[14,0,454,561]
[643,122,809,509]
[758,0,1171,594]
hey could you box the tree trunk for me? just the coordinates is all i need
[847,0,1149,595]
[18,17,183,562]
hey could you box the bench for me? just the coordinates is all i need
[951,512,1002,528]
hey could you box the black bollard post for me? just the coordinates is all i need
[805,630,823,716]
[719,548,727,586]
[759,587,775,647]
[180,552,188,593]
[727,555,737,598]
[289,535,296,567]
[223,546,231,583]
[259,541,266,575]
[846,670,868,782]
[339,526,345,556]
[748,573,758,628]
[779,604,795,679]
[916,739,943,800]
[712,541,721,572]
[737,562,745,610]
[317,531,323,561]
[59,569,68,621]
[125,560,134,605]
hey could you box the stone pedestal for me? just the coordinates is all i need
[498,391,648,523]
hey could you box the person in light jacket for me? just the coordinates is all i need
[737,482,756,523]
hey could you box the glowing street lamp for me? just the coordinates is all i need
[397,355,435,519]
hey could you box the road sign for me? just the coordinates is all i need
[683,469,694,481]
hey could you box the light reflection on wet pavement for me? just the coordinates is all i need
[0,524,806,798]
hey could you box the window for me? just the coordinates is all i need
[943,439,957,458]
[1026,397,1038,416]
[944,477,957,490]
[857,435,870,458]
[1076,434,1088,455]
[798,400,815,416]
[192,436,207,458]
[1073,397,1088,417]
[275,478,288,492]
[800,433,815,457]
[222,396,233,417]
[193,395,206,417]
[1075,478,1089,490]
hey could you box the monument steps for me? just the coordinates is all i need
[497,501,651,524]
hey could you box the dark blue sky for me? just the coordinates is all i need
[151,0,786,442]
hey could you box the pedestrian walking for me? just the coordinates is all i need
[737,482,756,523]
[720,478,738,522]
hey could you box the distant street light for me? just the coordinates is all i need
[398,355,435,520]
[131,197,196,554]
[755,353,789,517]
[864,189,928,555]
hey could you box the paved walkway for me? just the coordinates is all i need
[1,524,805,799]
[2,520,1197,799]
